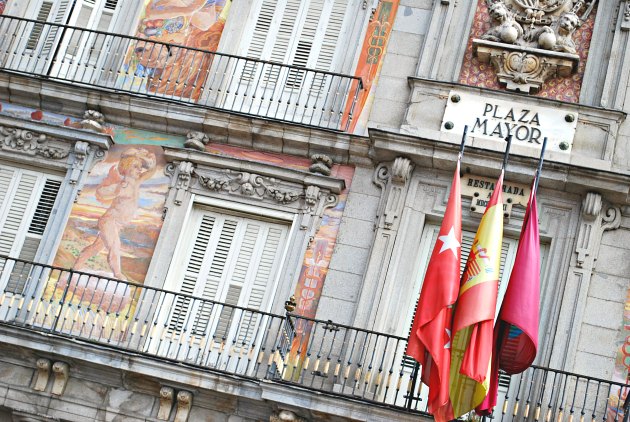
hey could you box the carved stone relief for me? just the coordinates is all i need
[80,110,106,132]
[373,157,414,230]
[184,131,210,151]
[575,192,621,268]
[0,126,69,159]
[473,0,597,93]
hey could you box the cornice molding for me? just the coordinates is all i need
[368,128,630,205]
[164,148,346,194]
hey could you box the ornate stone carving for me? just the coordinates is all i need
[157,386,175,420]
[81,110,105,132]
[69,141,90,184]
[374,157,414,230]
[270,410,308,422]
[184,131,209,151]
[174,390,193,422]
[473,0,597,93]
[51,361,69,396]
[166,161,195,206]
[304,185,321,208]
[33,358,51,392]
[575,192,621,267]
[309,154,333,176]
[195,170,303,205]
[0,126,69,159]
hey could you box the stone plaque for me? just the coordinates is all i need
[462,174,530,218]
[442,90,577,153]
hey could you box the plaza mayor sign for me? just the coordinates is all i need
[441,90,578,153]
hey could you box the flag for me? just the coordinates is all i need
[477,182,540,414]
[449,171,504,418]
[407,160,462,422]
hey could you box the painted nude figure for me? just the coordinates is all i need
[74,148,157,280]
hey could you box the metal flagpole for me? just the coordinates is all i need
[459,125,468,160]
[501,135,513,172]
[532,137,548,195]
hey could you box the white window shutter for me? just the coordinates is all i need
[0,166,61,294]
[169,209,288,345]
[26,0,72,54]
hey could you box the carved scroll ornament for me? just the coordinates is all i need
[0,126,69,159]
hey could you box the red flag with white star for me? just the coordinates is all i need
[407,160,462,422]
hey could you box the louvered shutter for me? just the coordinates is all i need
[168,208,288,347]
[25,0,71,54]
[226,0,350,117]
[0,166,61,294]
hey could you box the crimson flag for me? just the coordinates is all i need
[477,183,540,415]
[407,160,462,422]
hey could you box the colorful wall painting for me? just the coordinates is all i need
[607,287,630,420]
[0,101,186,147]
[0,0,6,15]
[118,0,231,101]
[341,0,399,135]
[458,1,596,103]
[53,145,169,283]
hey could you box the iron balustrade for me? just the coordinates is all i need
[0,15,363,132]
[0,254,627,420]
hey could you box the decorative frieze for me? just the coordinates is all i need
[473,0,597,93]
[0,126,69,159]
[196,170,305,205]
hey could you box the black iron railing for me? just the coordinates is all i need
[0,15,363,131]
[0,255,627,419]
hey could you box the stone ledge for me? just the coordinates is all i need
[0,72,372,167]
[369,128,630,205]
[0,325,429,422]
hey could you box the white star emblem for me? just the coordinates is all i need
[438,226,460,257]
[445,329,452,349]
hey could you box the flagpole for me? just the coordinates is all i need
[532,137,548,195]
[502,135,513,172]
[459,125,468,160]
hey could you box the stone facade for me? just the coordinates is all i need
[0,0,628,421]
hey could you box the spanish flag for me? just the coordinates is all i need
[449,171,504,418]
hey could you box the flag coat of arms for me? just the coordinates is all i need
[407,161,462,422]
[449,171,504,418]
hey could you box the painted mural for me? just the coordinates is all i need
[0,0,6,15]
[119,0,231,101]
[459,1,596,103]
[53,145,169,283]
[607,287,630,420]
[342,0,399,135]
[0,101,186,147]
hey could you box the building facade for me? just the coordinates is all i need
[0,0,628,421]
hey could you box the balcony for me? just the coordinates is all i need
[0,15,363,132]
[0,255,628,420]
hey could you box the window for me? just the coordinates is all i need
[222,0,352,121]
[157,206,290,366]
[0,164,61,294]
[4,0,121,78]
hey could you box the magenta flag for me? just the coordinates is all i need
[477,185,540,415]
[497,188,540,373]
